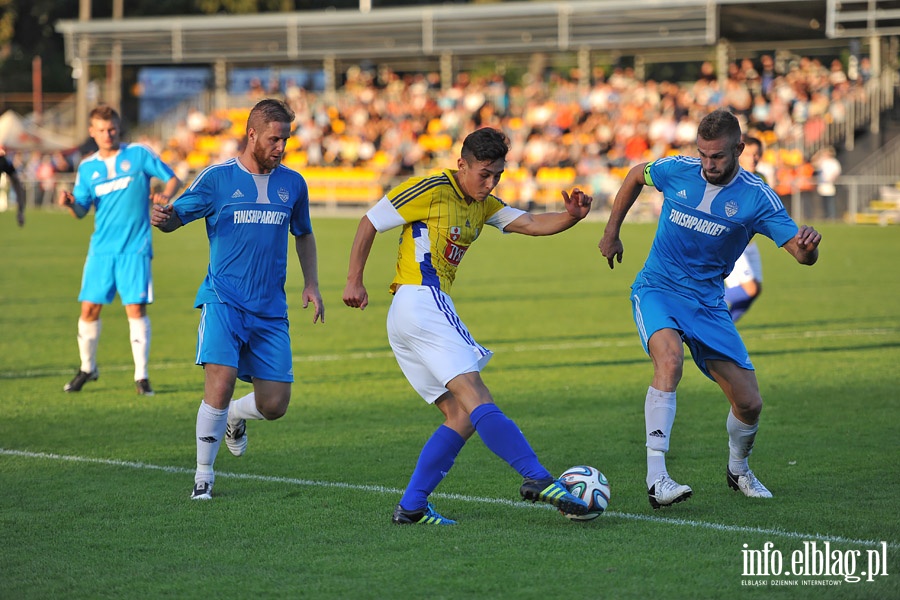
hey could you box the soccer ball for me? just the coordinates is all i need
[559,465,610,521]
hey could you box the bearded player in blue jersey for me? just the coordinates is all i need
[59,105,181,396]
[599,110,821,509]
[151,99,324,500]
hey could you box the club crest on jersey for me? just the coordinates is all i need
[725,200,739,217]
[278,187,289,202]
[449,226,461,241]
[120,160,131,173]
[444,240,468,266]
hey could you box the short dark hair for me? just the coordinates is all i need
[89,105,120,123]
[742,135,763,151]
[697,109,741,144]
[247,98,295,134]
[461,127,509,163]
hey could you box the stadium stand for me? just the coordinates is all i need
[5,1,897,223]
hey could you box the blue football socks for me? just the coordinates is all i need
[470,403,552,481]
[724,285,755,322]
[399,424,465,512]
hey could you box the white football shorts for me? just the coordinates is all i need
[725,242,763,288]
[386,285,493,403]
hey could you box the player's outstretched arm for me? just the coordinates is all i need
[295,233,324,324]
[57,189,88,218]
[782,224,821,266]
[598,162,648,269]
[343,216,377,310]
[151,203,183,233]
[504,188,593,236]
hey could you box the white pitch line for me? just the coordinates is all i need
[2,448,896,550]
[1,327,897,380]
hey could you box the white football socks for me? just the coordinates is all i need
[228,392,265,422]
[727,409,758,476]
[645,386,677,489]
[77,318,101,374]
[196,401,228,485]
[128,316,151,381]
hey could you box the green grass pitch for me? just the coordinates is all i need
[1,211,898,599]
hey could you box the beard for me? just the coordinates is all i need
[253,145,282,171]
[703,158,738,186]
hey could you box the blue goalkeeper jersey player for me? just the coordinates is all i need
[599,109,821,509]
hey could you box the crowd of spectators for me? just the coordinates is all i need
[158,52,868,214]
[7,52,871,218]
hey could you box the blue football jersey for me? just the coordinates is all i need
[172,158,313,318]
[637,155,798,306]
[73,143,176,256]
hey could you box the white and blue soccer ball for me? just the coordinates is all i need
[559,465,610,521]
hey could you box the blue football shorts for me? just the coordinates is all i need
[631,283,754,380]
[387,285,493,403]
[196,302,294,383]
[79,253,153,305]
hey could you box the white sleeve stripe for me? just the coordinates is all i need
[366,196,406,232]
[487,205,527,232]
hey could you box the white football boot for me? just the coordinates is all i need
[648,474,693,509]
[225,418,247,457]
[727,469,773,498]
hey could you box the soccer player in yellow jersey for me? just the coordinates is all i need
[343,127,593,524]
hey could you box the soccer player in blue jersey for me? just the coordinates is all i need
[724,136,766,322]
[151,99,324,501]
[58,105,181,395]
[599,110,821,508]
[343,127,593,524]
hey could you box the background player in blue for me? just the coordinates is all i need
[343,127,593,524]
[58,105,181,395]
[151,99,324,501]
[598,110,821,509]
